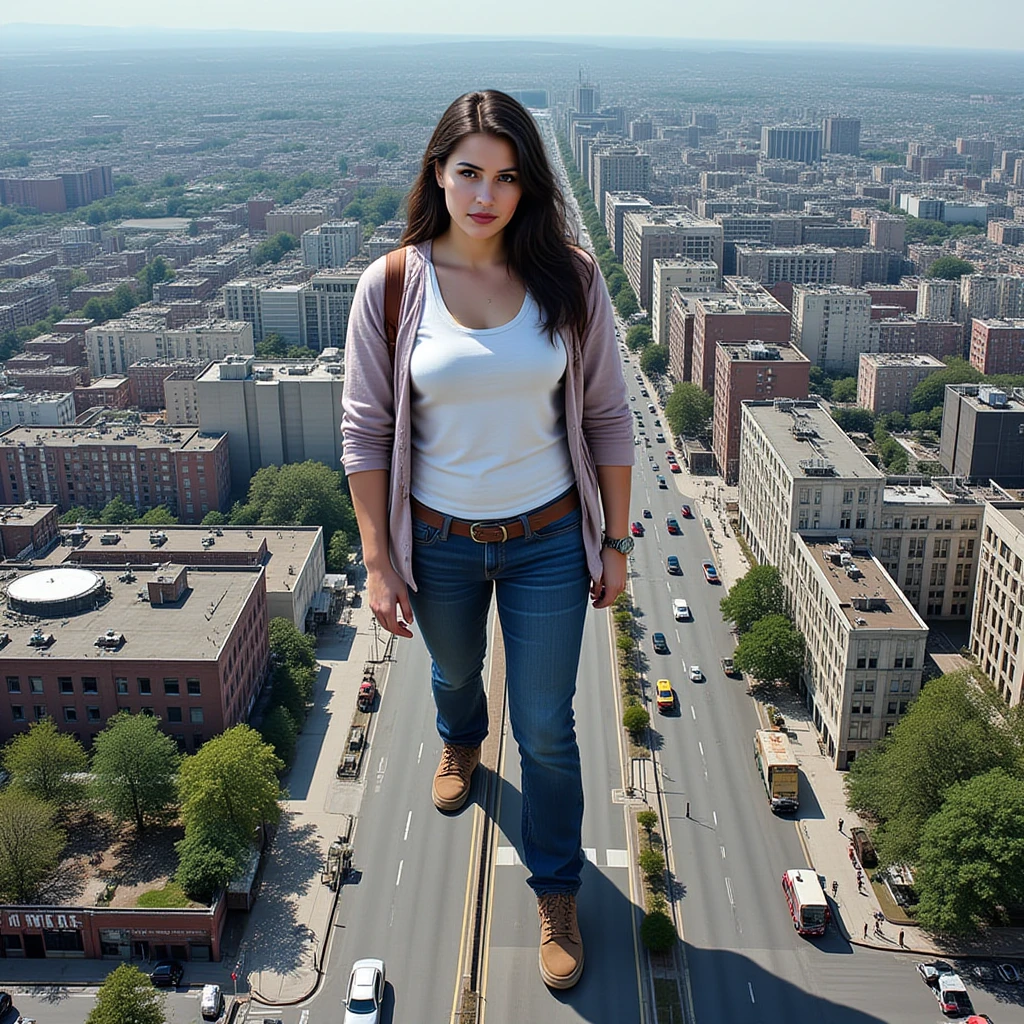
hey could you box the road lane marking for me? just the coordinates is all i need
[403,810,411,841]
[584,847,597,863]
[725,877,735,906]
[749,982,756,1003]
[395,859,404,887]
[495,846,521,865]
[417,741,423,764]
[713,811,718,827]
[698,742,705,759]
[721,845,727,859]
[690,705,696,720]
[606,848,629,868]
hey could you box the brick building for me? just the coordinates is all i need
[969,318,1024,374]
[875,317,962,360]
[22,332,87,367]
[0,502,60,559]
[856,352,945,415]
[73,376,132,416]
[5,366,89,393]
[0,425,231,523]
[128,360,208,411]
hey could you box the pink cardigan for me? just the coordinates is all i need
[341,241,634,590]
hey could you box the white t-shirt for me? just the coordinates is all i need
[409,261,575,518]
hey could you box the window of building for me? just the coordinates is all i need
[814,489,822,505]
[862,702,873,715]
[166,707,183,723]
[902,679,913,692]
[6,676,20,693]
[138,677,151,695]
[29,676,42,693]
[848,724,859,740]
[141,706,155,716]
[840,511,851,529]
[186,678,201,696]
[33,704,47,721]
[163,678,180,696]
[86,706,101,722]
[63,706,77,723]
[115,677,128,694]
[58,677,73,694]
[82,677,98,694]
[899,701,910,714]
[11,705,24,721]
[856,514,866,529]
[933,538,950,559]
[888,701,897,715]
[189,707,204,724]
[851,701,861,714]
[864,679,875,692]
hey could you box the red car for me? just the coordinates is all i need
[681,504,693,518]
[630,521,645,537]
[665,450,676,461]
[670,463,682,473]
[702,560,719,583]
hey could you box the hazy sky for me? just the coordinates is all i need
[6,0,1024,51]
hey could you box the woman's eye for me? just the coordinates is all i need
[459,169,477,178]
[499,175,517,183]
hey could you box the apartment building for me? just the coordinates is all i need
[300,221,362,270]
[940,383,1024,485]
[667,287,723,384]
[604,194,652,259]
[0,391,76,428]
[875,317,962,360]
[0,425,231,523]
[622,208,723,310]
[734,246,836,287]
[761,126,823,164]
[195,353,345,490]
[822,117,861,156]
[73,376,132,416]
[692,282,791,393]
[969,318,1024,375]
[856,352,945,415]
[651,259,721,347]
[303,269,362,352]
[712,342,809,484]
[85,319,253,376]
[591,147,651,221]
[223,279,264,342]
[791,285,874,374]
[916,277,957,320]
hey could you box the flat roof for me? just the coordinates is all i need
[743,400,883,481]
[118,218,192,231]
[0,503,57,528]
[0,425,224,452]
[800,537,923,631]
[0,565,261,661]
[947,385,1024,413]
[718,341,809,362]
[198,359,342,384]
[883,483,953,505]
[860,353,945,368]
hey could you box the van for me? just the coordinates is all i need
[850,827,877,867]
[935,973,972,1016]
[201,983,224,1020]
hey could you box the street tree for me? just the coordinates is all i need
[86,962,167,1024]
[260,705,299,767]
[914,768,1024,936]
[178,725,284,839]
[640,908,676,952]
[831,407,875,434]
[733,614,805,686]
[625,324,653,352]
[252,232,298,267]
[327,529,352,573]
[91,712,180,833]
[175,820,249,902]
[0,790,65,902]
[664,382,713,439]
[2,718,88,808]
[200,510,229,526]
[255,333,288,358]
[99,496,137,524]
[926,255,976,280]
[269,616,316,671]
[910,358,983,413]
[846,671,1015,867]
[137,506,178,525]
[719,565,787,635]
[614,289,639,319]
[830,377,858,403]
[640,344,669,378]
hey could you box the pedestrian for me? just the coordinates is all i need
[899,930,905,947]
[838,817,844,832]
[342,90,632,994]
[686,801,690,818]
[863,922,869,939]
[831,880,838,897]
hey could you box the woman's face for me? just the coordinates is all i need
[435,133,523,241]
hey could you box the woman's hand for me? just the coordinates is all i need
[367,564,414,638]
[591,547,627,609]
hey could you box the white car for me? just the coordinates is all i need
[673,599,690,620]
[344,958,386,1023]
[689,664,702,681]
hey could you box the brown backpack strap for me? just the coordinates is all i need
[383,245,408,367]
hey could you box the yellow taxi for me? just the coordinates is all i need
[656,679,674,713]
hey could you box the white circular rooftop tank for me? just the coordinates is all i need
[7,568,106,617]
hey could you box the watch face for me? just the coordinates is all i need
[606,535,634,555]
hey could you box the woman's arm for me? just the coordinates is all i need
[592,464,632,609]
[348,469,414,638]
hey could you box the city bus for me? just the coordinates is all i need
[781,869,830,936]
[753,730,799,812]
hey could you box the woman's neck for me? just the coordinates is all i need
[432,227,508,270]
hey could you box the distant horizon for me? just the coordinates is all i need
[2,20,1023,55]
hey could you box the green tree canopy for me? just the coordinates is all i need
[252,232,298,267]
[733,614,805,686]
[926,255,976,280]
[0,790,66,903]
[59,505,99,525]
[86,963,167,1024]
[910,408,943,434]
[327,530,352,573]
[2,718,88,808]
[830,377,858,403]
[913,768,1024,936]
[178,725,283,839]
[99,496,136,524]
[719,565,787,635]
[260,706,299,767]
[831,407,875,434]
[174,821,249,902]
[640,344,669,378]
[255,333,288,358]
[664,382,713,439]
[910,358,983,413]
[846,671,1016,868]
[625,324,653,352]
[809,365,834,399]
[91,713,180,834]
[269,616,317,671]
[615,290,639,319]
[200,510,229,526]
[137,506,178,525]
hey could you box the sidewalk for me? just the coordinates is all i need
[0,580,379,1004]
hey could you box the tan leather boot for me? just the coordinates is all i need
[431,743,480,811]
[537,892,584,989]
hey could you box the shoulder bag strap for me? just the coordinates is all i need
[383,245,408,368]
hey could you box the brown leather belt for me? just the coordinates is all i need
[411,490,579,543]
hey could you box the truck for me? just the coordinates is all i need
[721,656,740,677]
[781,868,829,936]
[754,729,799,812]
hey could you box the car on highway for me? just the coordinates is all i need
[656,679,674,713]
[655,433,665,443]
[666,555,681,574]
[689,664,702,681]
[702,560,719,583]
[673,598,690,620]
[657,475,667,488]
[647,403,656,412]
[935,974,973,1016]
[641,388,649,397]
[150,960,184,987]
[666,516,680,534]
[680,504,692,518]
[670,462,682,473]
[635,374,642,381]
[652,632,669,654]
[997,963,1020,983]
[630,521,645,537]
[917,961,954,987]
[651,462,660,471]
[634,436,641,445]
[642,508,652,518]
[344,958,386,1024]
[654,418,662,426]
[630,395,635,402]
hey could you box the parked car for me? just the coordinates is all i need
[672,598,690,620]
[150,960,184,987]
[701,560,719,583]
[917,961,954,988]
[670,463,682,473]
[680,504,692,518]
[934,973,973,1016]
[665,450,676,460]
[997,963,1020,984]
[201,984,224,1021]
[850,826,878,867]
[721,656,740,677]
[656,679,674,713]
[666,555,681,575]
[970,963,999,984]
[630,521,645,537]
[344,958,386,1024]
[652,632,669,654]
[666,516,680,534]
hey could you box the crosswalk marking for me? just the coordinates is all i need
[495,846,522,865]
[606,848,629,868]
[494,846,630,868]
[584,847,597,864]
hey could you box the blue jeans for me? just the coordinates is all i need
[408,498,590,895]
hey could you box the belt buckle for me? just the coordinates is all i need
[469,521,508,543]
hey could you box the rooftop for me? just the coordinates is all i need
[0,564,262,661]
[743,399,883,481]
[0,503,57,528]
[800,536,924,632]
[719,341,809,363]
[0,391,73,404]
[198,356,343,384]
[0,424,224,452]
[860,353,945,368]
[629,208,721,230]
[697,290,788,315]
[947,384,1024,413]
[76,376,129,391]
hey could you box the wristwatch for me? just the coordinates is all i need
[602,533,635,555]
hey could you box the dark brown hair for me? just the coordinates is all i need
[402,90,591,344]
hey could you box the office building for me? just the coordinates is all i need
[604,194,652,260]
[622,209,723,310]
[734,246,835,287]
[940,383,1024,484]
[760,126,823,164]
[875,317,962,360]
[259,286,308,348]
[969,318,1024,375]
[692,282,791,393]
[712,341,809,483]
[573,81,598,115]
[592,147,651,221]
[195,353,345,491]
[300,221,362,269]
[303,269,362,352]
[0,425,231,523]
[916,277,956,320]
[857,353,945,415]
[791,285,874,374]
[651,259,721,347]
[822,117,861,156]
[0,390,76,428]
